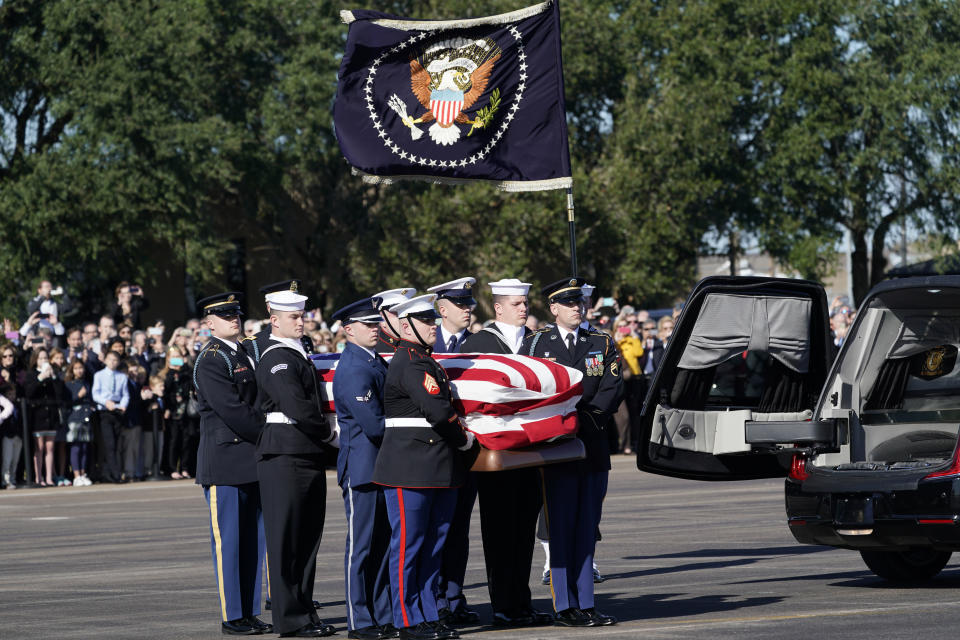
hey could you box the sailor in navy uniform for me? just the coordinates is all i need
[372,288,416,355]
[521,278,622,628]
[331,298,394,640]
[460,279,553,627]
[194,292,272,636]
[255,289,338,638]
[243,280,315,364]
[371,294,479,640]
[424,278,479,625]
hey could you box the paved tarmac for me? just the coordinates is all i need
[3,455,960,639]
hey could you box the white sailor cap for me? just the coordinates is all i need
[265,290,307,312]
[488,278,532,297]
[427,277,476,305]
[373,287,416,311]
[581,283,596,299]
[394,294,440,320]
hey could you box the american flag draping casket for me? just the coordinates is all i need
[310,352,583,450]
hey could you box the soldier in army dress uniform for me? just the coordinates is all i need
[194,292,272,636]
[371,294,479,640]
[522,278,623,628]
[255,289,338,638]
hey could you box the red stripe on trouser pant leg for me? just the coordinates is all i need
[397,488,409,628]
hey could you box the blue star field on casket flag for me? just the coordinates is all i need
[334,1,572,192]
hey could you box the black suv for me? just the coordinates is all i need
[637,275,960,581]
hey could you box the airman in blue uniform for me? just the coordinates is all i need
[194,292,272,636]
[522,278,622,628]
[332,298,395,640]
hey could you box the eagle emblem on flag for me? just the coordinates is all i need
[388,37,502,146]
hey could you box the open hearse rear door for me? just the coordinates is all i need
[636,276,837,480]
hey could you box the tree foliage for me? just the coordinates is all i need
[3,0,960,319]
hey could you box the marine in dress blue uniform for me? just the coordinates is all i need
[372,288,416,355]
[255,290,338,638]
[331,298,395,640]
[371,294,479,640]
[460,279,553,627]
[425,278,479,626]
[193,292,272,636]
[522,278,622,628]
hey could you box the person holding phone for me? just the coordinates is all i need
[111,281,149,330]
[25,348,64,486]
[163,346,196,479]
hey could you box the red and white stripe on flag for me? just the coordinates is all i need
[311,353,582,450]
[430,99,463,126]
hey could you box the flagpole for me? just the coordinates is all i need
[566,187,578,276]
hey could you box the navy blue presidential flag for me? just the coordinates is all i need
[335,1,572,192]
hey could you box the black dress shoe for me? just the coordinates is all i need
[279,621,337,637]
[398,622,439,640]
[491,610,534,627]
[347,626,382,639]
[449,607,479,625]
[222,618,262,635]
[522,607,554,625]
[378,623,400,639]
[429,621,459,639]
[582,608,617,626]
[554,608,596,627]
[314,600,323,609]
[246,617,273,633]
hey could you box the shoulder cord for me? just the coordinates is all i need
[192,342,234,391]
[527,331,543,357]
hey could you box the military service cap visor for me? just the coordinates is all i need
[198,292,244,317]
[542,277,587,304]
[265,290,307,312]
[373,287,417,311]
[394,293,440,320]
[488,278,532,297]
[332,298,381,325]
[427,277,477,305]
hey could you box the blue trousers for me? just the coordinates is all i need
[383,487,457,629]
[344,480,393,630]
[438,472,477,612]
[203,482,265,622]
[541,467,608,612]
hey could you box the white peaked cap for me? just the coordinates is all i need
[581,284,596,298]
[488,278,532,296]
[394,293,439,318]
[427,277,476,295]
[373,287,416,311]
[266,290,308,312]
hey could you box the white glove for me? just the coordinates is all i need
[458,430,476,451]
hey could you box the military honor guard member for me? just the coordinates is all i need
[194,292,272,636]
[243,280,314,363]
[522,278,623,628]
[255,289,338,638]
[425,278,479,625]
[331,298,395,640]
[372,288,416,354]
[371,294,479,640]
[460,279,553,627]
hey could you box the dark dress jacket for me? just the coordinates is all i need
[521,326,623,472]
[375,328,400,355]
[460,324,530,355]
[194,337,263,486]
[371,339,473,489]
[24,370,64,432]
[255,339,334,458]
[333,342,388,488]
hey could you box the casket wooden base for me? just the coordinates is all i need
[470,438,586,472]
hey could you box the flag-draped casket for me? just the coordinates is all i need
[311,352,582,450]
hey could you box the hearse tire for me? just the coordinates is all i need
[859,549,952,583]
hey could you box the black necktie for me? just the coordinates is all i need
[566,332,575,354]
[448,335,458,352]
